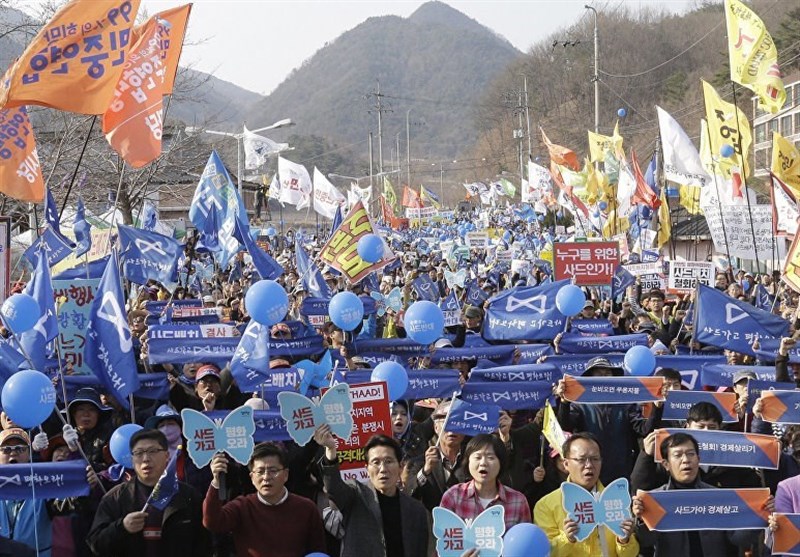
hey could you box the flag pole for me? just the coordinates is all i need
[703,123,735,273]
[729,82,761,273]
[59,116,97,218]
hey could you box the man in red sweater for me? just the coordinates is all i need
[202,442,326,557]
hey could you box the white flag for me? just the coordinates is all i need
[243,126,289,170]
[656,106,710,188]
[616,159,636,217]
[312,167,345,219]
[277,156,312,210]
[268,173,281,202]
[772,173,799,236]
[349,183,372,205]
[524,161,551,203]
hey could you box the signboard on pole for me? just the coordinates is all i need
[667,261,715,294]
[553,242,618,286]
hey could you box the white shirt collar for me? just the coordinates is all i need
[257,488,289,506]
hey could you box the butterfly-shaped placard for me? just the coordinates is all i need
[561,477,632,541]
[370,287,402,317]
[278,383,354,446]
[181,405,256,468]
[444,268,467,289]
[432,505,505,557]
[295,350,333,395]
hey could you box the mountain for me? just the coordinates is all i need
[245,1,523,162]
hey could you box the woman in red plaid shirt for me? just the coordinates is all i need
[439,434,532,532]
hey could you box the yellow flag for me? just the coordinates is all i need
[383,176,397,209]
[602,208,630,239]
[657,188,671,248]
[724,0,785,113]
[702,80,752,179]
[587,122,624,163]
[679,185,703,215]
[542,401,568,458]
[771,132,800,195]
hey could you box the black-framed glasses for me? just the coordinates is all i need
[251,467,285,478]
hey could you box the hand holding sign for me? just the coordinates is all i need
[431,505,505,557]
[561,478,632,542]
[278,383,354,446]
[181,405,256,468]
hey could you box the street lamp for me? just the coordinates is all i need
[585,5,599,134]
[185,118,295,196]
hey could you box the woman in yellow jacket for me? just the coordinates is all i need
[533,433,639,557]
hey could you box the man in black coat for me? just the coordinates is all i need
[87,429,211,557]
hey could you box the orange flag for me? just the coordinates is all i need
[0,107,44,202]
[0,0,142,115]
[402,186,423,208]
[102,18,165,168]
[380,194,394,222]
[630,149,661,210]
[131,4,192,95]
[541,128,579,171]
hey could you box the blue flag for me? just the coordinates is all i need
[117,225,181,286]
[413,274,439,302]
[45,186,61,234]
[141,201,158,232]
[24,227,74,268]
[465,279,489,306]
[230,320,272,392]
[19,251,58,370]
[695,284,789,355]
[53,255,109,280]
[611,265,635,299]
[148,447,180,510]
[483,280,569,341]
[330,205,343,238]
[73,197,92,258]
[189,150,249,267]
[443,398,500,436]
[0,461,89,500]
[752,284,774,312]
[84,251,140,408]
[233,219,284,280]
[295,242,331,299]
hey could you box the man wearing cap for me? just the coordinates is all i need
[88,429,210,557]
[555,357,646,485]
[410,399,467,510]
[168,364,243,412]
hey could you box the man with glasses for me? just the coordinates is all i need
[202,442,325,556]
[318,426,429,557]
[534,432,638,556]
[88,429,210,556]
[632,432,768,555]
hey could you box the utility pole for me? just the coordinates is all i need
[368,80,392,175]
[368,132,374,188]
[586,5,600,133]
[406,110,411,187]
[523,74,532,159]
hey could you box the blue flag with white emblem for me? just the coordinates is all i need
[84,251,139,408]
[19,251,58,370]
[230,320,272,392]
[695,284,789,355]
[611,265,636,299]
[443,398,500,436]
[117,225,181,286]
[295,242,331,299]
[465,279,489,306]
[148,447,180,510]
[45,186,61,234]
[483,279,569,341]
[413,274,439,302]
[73,197,92,258]
[189,151,249,267]
[752,284,774,312]
[24,227,74,268]
[233,219,283,280]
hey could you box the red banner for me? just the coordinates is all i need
[554,241,618,285]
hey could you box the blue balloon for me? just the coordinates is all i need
[504,522,550,556]
[371,361,409,400]
[617,108,627,118]
[110,424,144,469]
[598,201,608,211]
[305,553,330,557]
[624,345,656,376]
[246,280,289,326]
[556,211,564,219]
[1,369,56,428]
[592,210,600,218]
[537,215,545,222]
[404,301,444,345]
[555,284,585,317]
[328,291,364,331]
[439,234,448,242]
[265,227,277,238]
[357,234,384,263]
[1,293,39,333]
[641,206,652,219]
[720,144,735,158]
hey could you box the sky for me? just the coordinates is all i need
[18,0,698,96]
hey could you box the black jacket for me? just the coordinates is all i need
[87,478,211,557]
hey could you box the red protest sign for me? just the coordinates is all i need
[323,381,391,482]
[554,242,619,286]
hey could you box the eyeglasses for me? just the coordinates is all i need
[367,458,399,469]
[668,450,698,461]
[568,456,602,467]
[251,467,285,478]
[0,445,26,455]
[131,448,167,460]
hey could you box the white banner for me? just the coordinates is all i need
[667,261,715,293]
[465,231,489,248]
[405,206,436,219]
[278,156,312,209]
[312,167,345,219]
